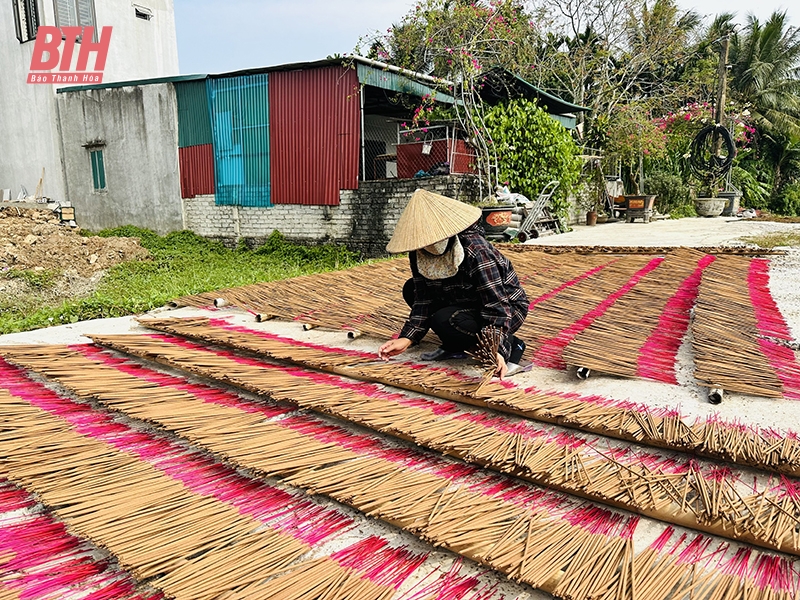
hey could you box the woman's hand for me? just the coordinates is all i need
[378,337,412,361]
[495,353,508,379]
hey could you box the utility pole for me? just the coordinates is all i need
[713,36,730,158]
[714,36,730,125]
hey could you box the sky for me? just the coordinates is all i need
[173,0,797,75]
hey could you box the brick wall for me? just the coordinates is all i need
[182,175,480,257]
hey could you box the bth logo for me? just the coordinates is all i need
[28,26,112,84]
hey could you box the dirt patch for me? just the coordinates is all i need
[0,207,148,306]
[0,207,148,277]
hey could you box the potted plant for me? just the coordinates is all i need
[476,196,516,235]
[575,159,606,226]
[693,175,726,217]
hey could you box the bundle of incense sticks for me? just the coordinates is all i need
[224,537,427,600]
[37,336,800,556]
[468,326,503,391]
[562,249,714,383]
[131,318,800,478]
[693,256,795,397]
[636,254,717,382]
[0,480,164,600]
[3,349,799,599]
[396,559,507,600]
[748,258,800,400]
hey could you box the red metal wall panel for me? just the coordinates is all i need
[269,66,361,206]
[179,144,215,198]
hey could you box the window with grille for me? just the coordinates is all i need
[90,150,106,191]
[13,0,40,43]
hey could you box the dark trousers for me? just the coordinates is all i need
[403,279,482,352]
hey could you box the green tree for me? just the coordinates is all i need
[532,0,704,125]
[372,0,539,79]
[729,11,800,136]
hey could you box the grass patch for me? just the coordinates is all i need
[0,229,361,335]
[743,232,800,248]
[2,268,59,289]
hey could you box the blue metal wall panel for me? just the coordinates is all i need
[208,74,271,207]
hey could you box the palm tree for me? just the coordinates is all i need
[729,11,800,135]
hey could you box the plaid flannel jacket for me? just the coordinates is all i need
[400,223,529,360]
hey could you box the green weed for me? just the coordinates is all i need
[2,268,59,289]
[743,232,800,248]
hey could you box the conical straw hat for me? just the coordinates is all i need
[386,189,482,253]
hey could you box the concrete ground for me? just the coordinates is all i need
[528,215,799,247]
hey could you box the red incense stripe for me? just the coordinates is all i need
[533,257,665,369]
[637,254,717,383]
[748,259,800,399]
[527,260,617,309]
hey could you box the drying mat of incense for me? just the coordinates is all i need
[0,359,556,600]
[2,349,799,600]
[0,357,525,600]
[0,346,646,598]
[169,245,795,393]
[45,334,800,555]
[71,335,800,555]
[132,317,800,478]
[0,359,359,600]
[693,256,800,399]
[499,244,787,256]
[0,478,166,600]
[170,252,631,345]
[560,249,715,383]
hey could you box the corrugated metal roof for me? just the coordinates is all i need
[56,56,453,97]
[56,73,207,93]
[550,114,578,129]
[179,144,215,198]
[356,64,456,104]
[479,68,590,114]
[175,80,212,148]
[270,66,360,206]
[208,74,271,207]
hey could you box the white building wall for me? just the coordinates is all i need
[0,0,178,205]
[95,0,179,82]
[0,1,64,201]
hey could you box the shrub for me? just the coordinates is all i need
[644,171,692,216]
[484,99,582,221]
[773,182,800,216]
